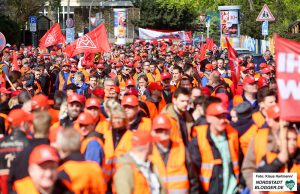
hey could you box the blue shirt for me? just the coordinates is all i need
[84,139,105,165]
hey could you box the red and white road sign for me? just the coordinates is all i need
[256,4,275,21]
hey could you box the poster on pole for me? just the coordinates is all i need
[114,9,127,45]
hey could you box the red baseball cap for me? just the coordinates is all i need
[124,88,139,97]
[266,104,280,119]
[92,88,105,99]
[7,109,33,126]
[70,67,78,73]
[115,62,123,67]
[67,94,86,105]
[62,61,71,67]
[75,112,95,125]
[29,145,59,165]
[257,77,268,89]
[97,63,105,69]
[31,94,54,110]
[152,114,171,130]
[243,76,256,86]
[206,103,229,116]
[126,62,134,68]
[121,95,139,106]
[85,98,100,109]
[148,82,164,91]
[215,93,229,108]
[126,79,135,87]
[161,72,171,80]
[259,63,268,69]
[246,63,255,69]
[201,87,211,96]
[205,64,213,71]
[132,130,152,146]
[261,67,272,74]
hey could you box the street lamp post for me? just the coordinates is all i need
[199,14,206,42]
[89,0,96,31]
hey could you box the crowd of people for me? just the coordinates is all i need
[0,40,299,194]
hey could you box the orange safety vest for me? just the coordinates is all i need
[58,72,72,91]
[115,162,151,194]
[48,108,59,125]
[80,133,104,154]
[252,111,266,129]
[193,125,240,192]
[150,142,189,194]
[58,160,106,194]
[95,119,110,134]
[254,128,273,165]
[102,130,133,182]
[211,84,228,97]
[143,101,158,120]
[13,177,40,194]
[117,75,127,92]
[147,70,161,83]
[239,124,259,156]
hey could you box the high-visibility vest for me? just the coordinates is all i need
[95,120,110,135]
[194,125,240,192]
[58,160,106,194]
[102,130,133,182]
[239,124,258,156]
[14,177,40,194]
[58,72,72,91]
[115,161,151,194]
[80,133,104,155]
[253,128,270,165]
[117,75,127,92]
[147,70,161,83]
[252,111,266,129]
[150,142,189,194]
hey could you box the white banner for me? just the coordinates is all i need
[139,28,186,41]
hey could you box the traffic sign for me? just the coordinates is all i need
[66,18,74,28]
[0,32,6,51]
[256,4,275,21]
[262,21,268,36]
[29,16,37,32]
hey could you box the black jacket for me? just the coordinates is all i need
[8,138,50,188]
[0,130,29,173]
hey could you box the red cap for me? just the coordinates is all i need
[152,114,171,130]
[161,72,171,80]
[121,95,139,106]
[3,48,10,53]
[50,51,56,56]
[132,130,152,146]
[206,103,229,116]
[11,90,22,98]
[134,55,141,61]
[67,94,86,105]
[246,63,255,69]
[240,66,249,72]
[97,63,105,69]
[85,98,100,109]
[261,67,272,74]
[205,64,213,71]
[243,76,256,86]
[62,61,71,66]
[0,87,11,94]
[81,60,87,67]
[259,63,268,69]
[29,145,59,165]
[92,88,105,99]
[257,77,268,89]
[266,104,280,119]
[124,88,139,97]
[115,62,123,67]
[7,109,33,126]
[31,94,54,110]
[126,62,134,67]
[70,67,78,72]
[126,79,135,87]
[201,87,211,96]
[75,112,95,125]
[141,52,148,57]
[148,82,164,91]
[39,54,44,58]
[87,61,94,68]
[134,62,141,68]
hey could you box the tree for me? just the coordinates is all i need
[0,14,21,44]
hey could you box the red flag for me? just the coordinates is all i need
[198,42,206,62]
[225,37,239,91]
[206,38,214,51]
[275,36,300,121]
[83,52,95,63]
[12,51,20,71]
[65,23,110,58]
[39,23,65,49]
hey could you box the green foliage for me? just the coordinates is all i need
[0,15,21,44]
